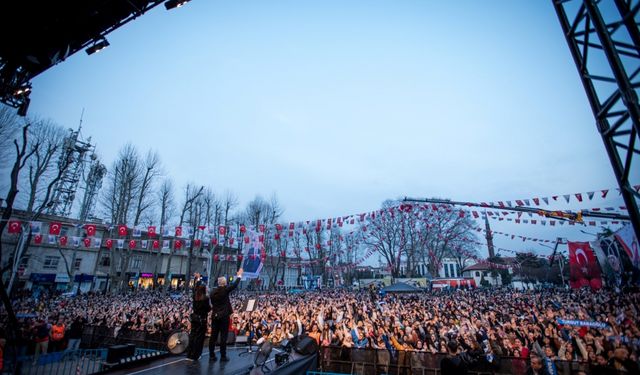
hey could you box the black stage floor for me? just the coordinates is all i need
[108,346,285,375]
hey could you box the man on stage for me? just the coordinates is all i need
[209,268,243,362]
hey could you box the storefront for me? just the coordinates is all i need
[171,274,185,289]
[138,273,154,289]
[74,274,94,294]
[28,273,55,292]
[54,274,70,291]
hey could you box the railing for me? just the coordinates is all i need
[15,349,107,375]
[318,346,600,375]
[81,325,168,351]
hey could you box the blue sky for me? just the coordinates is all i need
[26,0,628,258]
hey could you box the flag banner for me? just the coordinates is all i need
[141,240,148,249]
[133,226,142,237]
[105,239,113,249]
[241,230,263,279]
[117,239,124,249]
[615,224,639,269]
[30,221,42,234]
[49,222,62,236]
[175,226,182,237]
[117,225,127,236]
[568,241,602,289]
[162,227,170,236]
[557,319,609,329]
[85,224,97,237]
[128,240,136,249]
[591,238,623,286]
[162,240,170,250]
[93,238,102,248]
[59,236,68,246]
[153,240,160,249]
[34,234,43,244]
[148,226,157,237]
[7,220,21,234]
[185,239,191,248]
[72,236,80,247]
[186,226,194,236]
[83,238,91,247]
[49,235,56,244]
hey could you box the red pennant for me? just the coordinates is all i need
[212,238,218,246]
[213,254,220,262]
[239,225,246,234]
[59,236,68,246]
[289,222,295,230]
[575,193,583,202]
[105,239,113,249]
[83,238,91,247]
[259,235,264,243]
[194,239,202,247]
[315,243,321,250]
[129,240,136,249]
[152,240,160,249]
[219,226,226,236]
[275,223,283,231]
[175,226,182,237]
[288,230,293,237]
[34,234,43,244]
[275,233,281,240]
[237,254,243,262]
[280,251,286,257]
[175,240,182,249]
[258,224,265,233]
[229,238,235,246]
[49,222,62,236]
[244,236,250,244]
[85,224,97,237]
[117,225,127,236]
[7,220,21,234]
[148,226,157,237]
[198,225,206,230]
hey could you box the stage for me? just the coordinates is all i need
[107,346,315,375]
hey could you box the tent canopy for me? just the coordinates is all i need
[381,282,421,293]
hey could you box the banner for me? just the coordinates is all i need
[615,224,639,269]
[568,241,602,289]
[591,238,623,287]
[557,319,609,329]
[241,230,263,279]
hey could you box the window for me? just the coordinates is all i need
[43,256,60,270]
[131,256,143,270]
[444,264,450,278]
[19,255,30,266]
[476,271,480,277]
[450,264,456,277]
[74,258,82,271]
[100,256,110,267]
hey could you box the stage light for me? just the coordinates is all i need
[86,38,110,55]
[14,86,31,96]
[164,0,190,10]
[17,97,30,117]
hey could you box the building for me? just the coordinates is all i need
[462,263,503,287]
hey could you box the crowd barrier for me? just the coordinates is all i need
[81,325,168,351]
[318,346,598,375]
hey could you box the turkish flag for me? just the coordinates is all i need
[229,238,235,246]
[148,226,157,237]
[59,236,68,246]
[194,239,201,248]
[258,224,265,233]
[34,234,43,244]
[212,238,218,246]
[280,251,286,257]
[275,223,282,231]
[85,224,97,237]
[83,238,91,247]
[152,240,160,249]
[315,243,321,250]
[568,241,602,289]
[275,233,281,240]
[244,236,250,244]
[129,240,136,249]
[105,239,113,249]
[213,254,220,262]
[289,222,295,230]
[239,225,246,234]
[175,226,182,237]
[118,225,127,236]
[175,240,182,249]
[218,226,226,236]
[237,254,243,262]
[49,222,62,235]
[8,220,21,234]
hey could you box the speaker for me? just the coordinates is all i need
[215,331,236,345]
[293,336,318,355]
[254,341,273,366]
[107,344,135,363]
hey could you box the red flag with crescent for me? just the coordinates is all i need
[148,226,157,237]
[105,239,113,249]
[59,236,68,246]
[85,224,97,237]
[218,226,226,236]
[83,238,91,247]
[128,240,136,249]
[34,234,43,244]
[8,220,21,234]
[175,240,182,249]
[49,222,62,235]
[117,225,127,236]
[153,240,160,249]
[175,226,182,237]
[194,239,201,248]
[568,241,602,289]
[239,225,246,234]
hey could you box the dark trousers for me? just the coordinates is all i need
[187,315,207,360]
[209,315,230,357]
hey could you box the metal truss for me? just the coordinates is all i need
[553,0,640,240]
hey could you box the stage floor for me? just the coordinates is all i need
[108,346,283,375]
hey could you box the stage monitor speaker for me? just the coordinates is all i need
[215,331,236,345]
[254,341,273,366]
[107,344,135,363]
[293,336,318,355]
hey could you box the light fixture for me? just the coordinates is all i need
[164,0,191,10]
[86,38,110,55]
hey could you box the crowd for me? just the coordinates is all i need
[3,285,640,373]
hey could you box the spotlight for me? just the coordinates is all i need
[17,97,30,117]
[86,38,110,55]
[14,86,31,96]
[164,0,190,10]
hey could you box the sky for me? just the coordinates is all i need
[23,0,632,260]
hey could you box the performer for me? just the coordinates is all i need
[209,268,243,361]
[187,274,210,361]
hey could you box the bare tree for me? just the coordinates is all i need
[152,178,175,287]
[0,105,20,167]
[132,150,161,226]
[101,144,142,225]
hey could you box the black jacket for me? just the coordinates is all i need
[210,278,240,318]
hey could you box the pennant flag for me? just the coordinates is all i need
[49,222,62,236]
[152,240,160,249]
[34,234,43,244]
[148,226,156,237]
[48,235,57,244]
[185,239,191,248]
[162,227,170,236]
[93,238,102,248]
[515,200,524,206]
[59,236,68,246]
[614,224,639,269]
[275,223,283,231]
[213,254,220,262]
[240,225,246,234]
[85,224,97,237]
[212,238,218,246]
[129,240,136,249]
[162,240,170,250]
[175,240,183,249]
[141,240,148,249]
[72,236,80,247]
[132,226,142,237]
[587,192,595,200]
[219,226,226,236]
[117,225,127,236]
[575,193,583,202]
[105,239,113,249]
[568,241,602,289]
[237,254,243,262]
[258,224,265,233]
[289,222,295,230]
[83,238,91,247]
[7,220,21,234]
[229,238,235,246]
[117,239,124,249]
[542,197,549,205]
[194,239,202,248]
[198,225,206,231]
[533,198,540,205]
[244,236,250,244]
[563,195,570,203]
[175,226,182,237]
